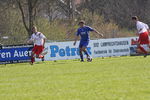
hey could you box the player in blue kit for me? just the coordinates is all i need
[73,20,103,62]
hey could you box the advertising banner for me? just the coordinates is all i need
[44,37,132,61]
[1,37,143,64]
[0,44,33,64]
[91,38,131,57]
[44,41,91,60]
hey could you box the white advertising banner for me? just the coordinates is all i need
[44,37,132,61]
[44,41,85,60]
[91,38,131,57]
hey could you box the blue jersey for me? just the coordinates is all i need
[76,26,94,42]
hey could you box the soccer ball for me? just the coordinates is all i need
[87,57,92,62]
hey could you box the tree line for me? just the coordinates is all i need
[0,0,149,44]
[81,0,150,28]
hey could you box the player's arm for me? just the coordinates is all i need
[148,29,150,34]
[73,35,79,46]
[93,29,103,37]
[136,23,143,35]
[41,33,47,48]
[27,40,33,44]
[87,26,103,38]
[73,30,80,46]
[145,24,150,34]
[27,35,34,44]
[136,29,142,36]
[43,38,46,47]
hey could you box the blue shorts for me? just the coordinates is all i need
[79,41,89,48]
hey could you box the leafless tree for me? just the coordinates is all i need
[80,0,150,28]
[55,0,78,19]
[15,0,39,36]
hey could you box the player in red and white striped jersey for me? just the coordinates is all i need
[27,26,46,65]
[132,16,150,57]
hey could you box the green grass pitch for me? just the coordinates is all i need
[0,56,150,100]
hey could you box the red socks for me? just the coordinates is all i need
[31,57,35,63]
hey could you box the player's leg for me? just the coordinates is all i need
[81,41,92,62]
[82,47,89,58]
[138,45,147,57]
[79,43,84,62]
[31,51,35,65]
[36,45,45,61]
[82,47,92,62]
[138,45,147,54]
[138,32,149,57]
[30,45,37,65]
[79,48,84,62]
